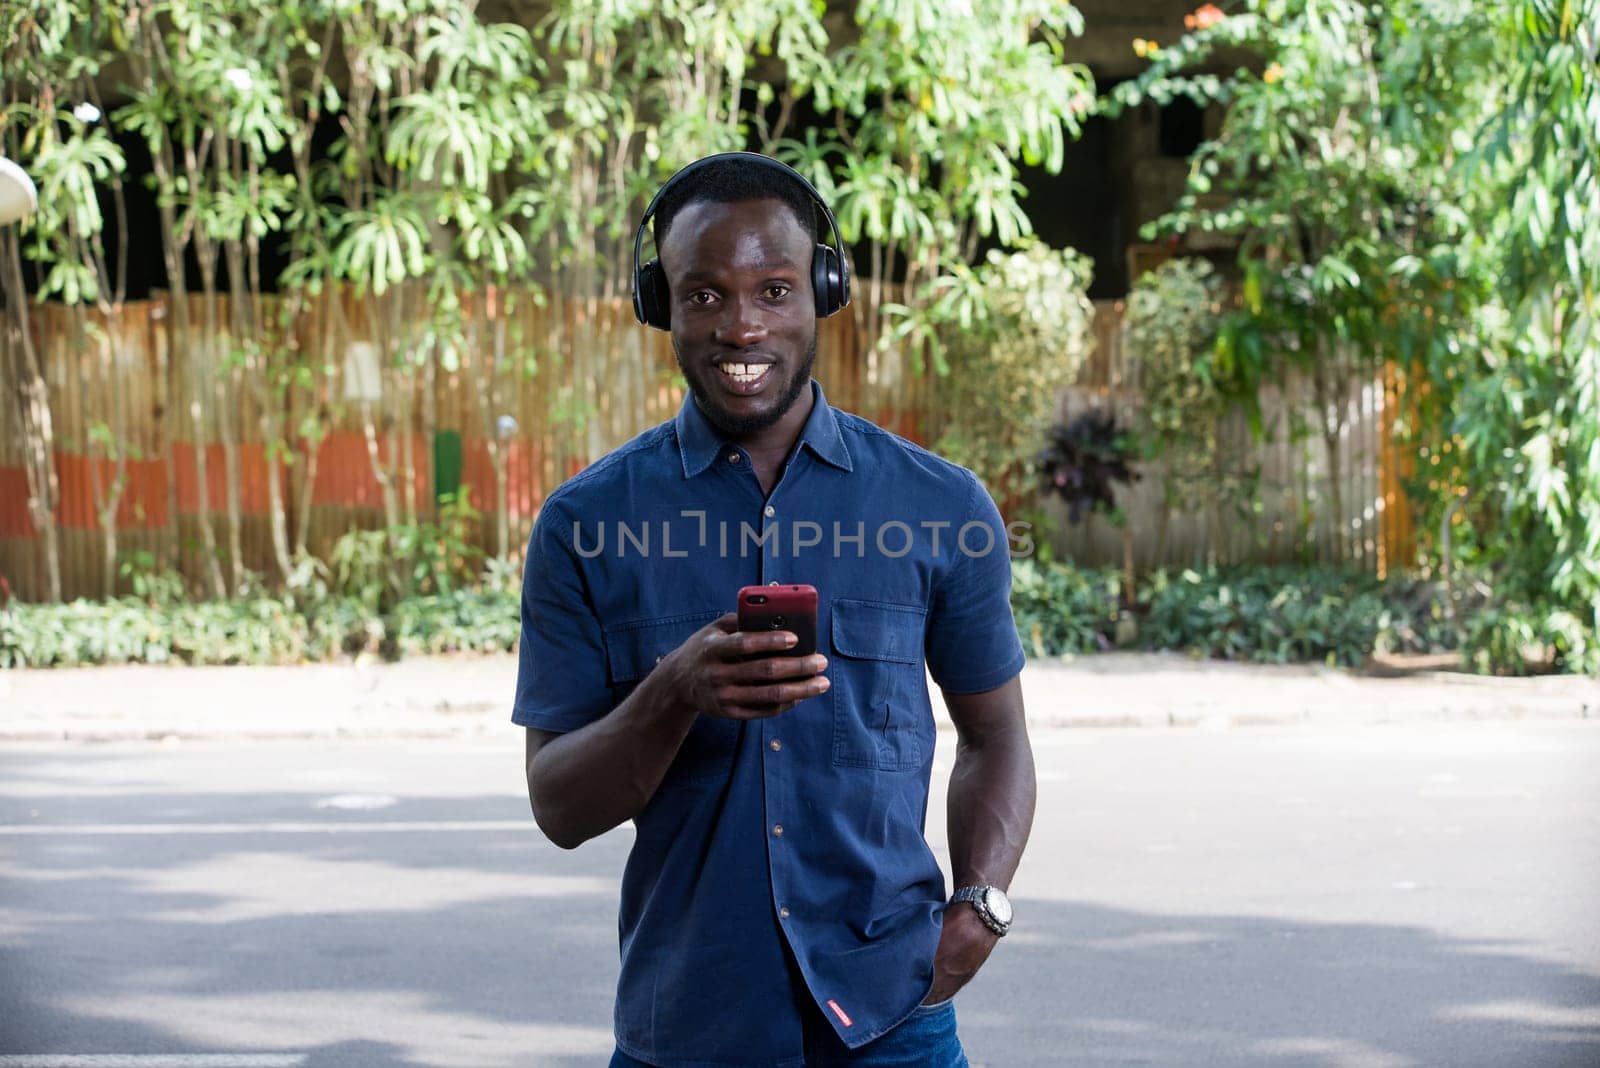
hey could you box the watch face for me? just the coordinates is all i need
[984,888,1013,926]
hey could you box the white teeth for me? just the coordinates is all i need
[718,363,769,383]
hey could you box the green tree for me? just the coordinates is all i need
[0,3,82,602]
[260,0,340,565]
[789,0,1095,376]
[1446,0,1600,670]
[911,242,1095,512]
[1110,0,1599,671]
[1108,0,1500,562]
[390,11,543,564]
[119,0,233,596]
[5,0,1104,604]
[1124,257,1242,561]
[24,77,135,599]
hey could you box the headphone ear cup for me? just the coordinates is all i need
[812,243,847,318]
[634,259,670,330]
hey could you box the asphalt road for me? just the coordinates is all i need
[2,723,1598,1068]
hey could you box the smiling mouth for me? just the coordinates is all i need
[715,361,775,388]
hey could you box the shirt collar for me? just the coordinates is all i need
[674,378,853,479]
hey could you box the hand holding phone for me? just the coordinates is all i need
[654,587,826,721]
[737,585,818,656]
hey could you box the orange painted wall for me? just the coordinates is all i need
[0,433,555,535]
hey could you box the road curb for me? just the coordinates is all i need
[3,702,1594,742]
[3,652,1597,742]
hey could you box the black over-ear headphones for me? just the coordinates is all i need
[631,151,851,331]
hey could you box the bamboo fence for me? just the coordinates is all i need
[1052,302,1415,574]
[0,287,931,601]
[0,292,1413,601]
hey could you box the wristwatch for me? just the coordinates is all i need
[950,885,1013,937]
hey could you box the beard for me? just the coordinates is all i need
[674,334,818,437]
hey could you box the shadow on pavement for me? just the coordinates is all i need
[1,751,1597,1067]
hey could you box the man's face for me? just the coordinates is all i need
[659,198,818,437]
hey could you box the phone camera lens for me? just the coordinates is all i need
[749,595,768,605]
[771,615,786,628]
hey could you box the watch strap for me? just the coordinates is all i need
[950,885,1010,936]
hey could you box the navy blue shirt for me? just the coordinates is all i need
[513,380,1025,1066]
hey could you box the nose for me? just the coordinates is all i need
[712,296,769,349]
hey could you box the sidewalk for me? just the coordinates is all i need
[2,652,1596,741]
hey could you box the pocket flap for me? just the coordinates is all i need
[830,599,925,664]
[603,611,722,684]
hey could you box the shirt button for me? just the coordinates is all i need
[779,907,791,919]
[767,580,779,586]
[764,504,776,517]
[769,739,782,752]
[772,824,784,837]
[727,452,741,464]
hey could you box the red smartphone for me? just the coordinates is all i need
[737,584,818,657]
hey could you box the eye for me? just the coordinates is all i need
[763,284,792,301]
[686,290,718,306]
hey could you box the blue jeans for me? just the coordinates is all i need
[609,998,968,1067]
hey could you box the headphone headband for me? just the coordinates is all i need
[630,151,851,330]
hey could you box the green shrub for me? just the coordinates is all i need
[1140,566,1393,666]
[1012,559,1462,668]
[0,561,1564,674]
[163,599,310,666]
[0,599,169,668]
[325,490,488,613]
[1125,258,1228,491]
[917,242,1097,507]
[0,585,522,669]
[1009,558,1124,657]
[302,597,384,660]
[0,597,311,668]
[1373,576,1462,657]
[1461,602,1598,676]
[387,588,520,657]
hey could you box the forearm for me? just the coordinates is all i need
[945,712,1036,890]
[527,674,699,849]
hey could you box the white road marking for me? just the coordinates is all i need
[0,820,532,836]
[0,1056,307,1067]
[312,793,398,810]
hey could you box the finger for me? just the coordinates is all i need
[709,612,740,633]
[725,653,829,683]
[722,691,817,719]
[719,703,793,721]
[724,676,830,709]
[722,629,801,659]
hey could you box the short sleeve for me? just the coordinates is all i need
[923,474,1027,695]
[512,498,614,733]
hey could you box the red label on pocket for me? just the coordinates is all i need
[826,999,853,1027]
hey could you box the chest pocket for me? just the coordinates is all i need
[829,599,929,772]
[603,611,738,784]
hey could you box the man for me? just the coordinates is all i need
[514,153,1035,1067]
